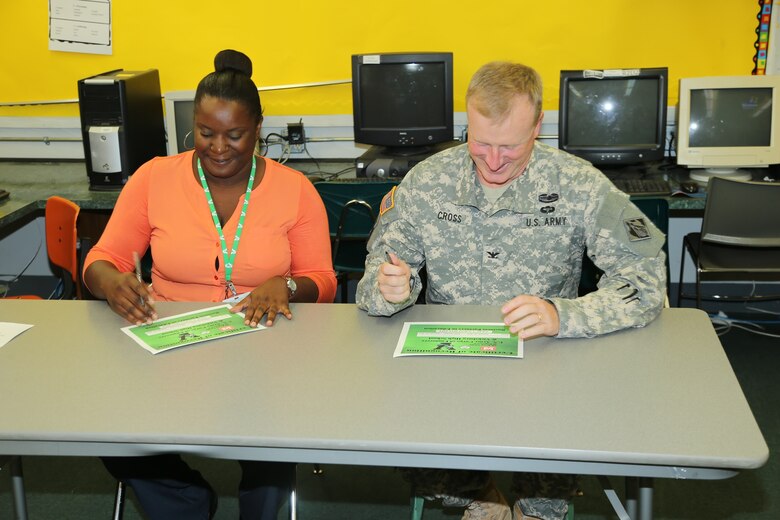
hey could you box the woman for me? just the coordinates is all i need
[84,49,336,519]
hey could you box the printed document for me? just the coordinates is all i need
[0,322,33,349]
[122,304,263,354]
[394,322,523,358]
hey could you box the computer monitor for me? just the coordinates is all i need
[163,90,196,155]
[351,52,454,156]
[558,67,668,167]
[676,75,780,184]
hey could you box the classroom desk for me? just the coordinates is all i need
[0,162,117,232]
[4,159,780,228]
[0,301,768,519]
[0,160,710,231]
[0,160,343,232]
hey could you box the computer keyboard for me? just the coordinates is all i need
[610,178,671,196]
[320,176,400,183]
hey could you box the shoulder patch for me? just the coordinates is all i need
[623,217,651,241]
[379,186,397,216]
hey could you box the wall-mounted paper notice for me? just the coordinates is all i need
[49,0,112,55]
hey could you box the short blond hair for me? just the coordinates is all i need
[466,61,543,122]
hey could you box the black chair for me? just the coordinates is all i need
[677,176,780,309]
[313,181,398,302]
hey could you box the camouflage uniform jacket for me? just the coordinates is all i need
[355,142,667,338]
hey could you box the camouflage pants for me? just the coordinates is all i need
[399,468,578,520]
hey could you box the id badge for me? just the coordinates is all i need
[223,292,249,305]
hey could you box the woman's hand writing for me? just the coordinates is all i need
[100,270,157,325]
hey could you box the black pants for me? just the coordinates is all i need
[102,455,295,520]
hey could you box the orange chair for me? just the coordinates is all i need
[2,196,81,300]
[45,196,82,299]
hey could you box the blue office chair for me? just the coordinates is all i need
[313,181,398,302]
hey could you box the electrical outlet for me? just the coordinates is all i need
[283,121,305,153]
[287,122,305,144]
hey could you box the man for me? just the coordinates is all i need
[355,62,666,520]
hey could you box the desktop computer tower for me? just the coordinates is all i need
[78,69,166,191]
[356,141,461,179]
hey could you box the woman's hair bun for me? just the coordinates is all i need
[214,49,252,77]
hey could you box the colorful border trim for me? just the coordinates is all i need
[754,0,774,75]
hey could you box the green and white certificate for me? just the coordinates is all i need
[394,322,523,358]
[122,304,264,355]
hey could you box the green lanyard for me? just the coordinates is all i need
[197,156,256,297]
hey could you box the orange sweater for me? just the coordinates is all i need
[84,152,336,303]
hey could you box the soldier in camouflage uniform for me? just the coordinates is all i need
[355,61,666,520]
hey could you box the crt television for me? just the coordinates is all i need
[351,52,454,155]
[558,67,668,167]
[676,74,780,184]
[164,90,196,155]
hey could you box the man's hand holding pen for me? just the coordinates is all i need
[378,251,413,303]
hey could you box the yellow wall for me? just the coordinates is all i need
[0,1,760,117]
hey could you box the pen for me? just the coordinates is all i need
[133,251,145,308]
[385,250,392,263]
